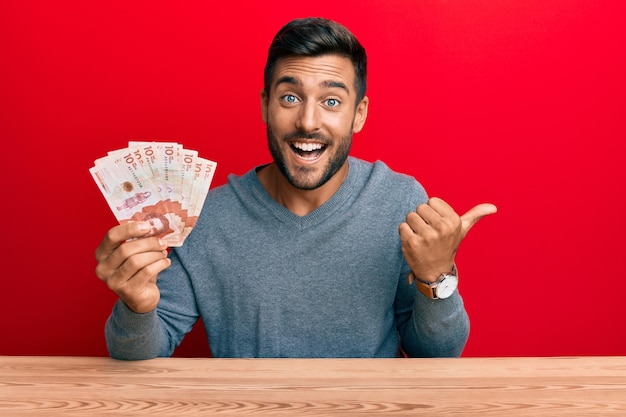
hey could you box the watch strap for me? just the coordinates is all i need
[414,275,436,299]
[407,264,458,300]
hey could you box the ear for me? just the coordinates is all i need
[260,89,268,124]
[352,96,369,133]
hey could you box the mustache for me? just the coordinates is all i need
[282,130,331,143]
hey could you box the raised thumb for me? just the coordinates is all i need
[460,203,497,238]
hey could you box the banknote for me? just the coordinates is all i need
[90,141,217,247]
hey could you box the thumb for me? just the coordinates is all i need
[460,203,497,238]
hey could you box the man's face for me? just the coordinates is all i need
[261,55,368,190]
[146,217,165,236]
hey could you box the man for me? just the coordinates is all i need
[95,17,496,359]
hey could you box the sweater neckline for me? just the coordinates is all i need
[248,157,360,230]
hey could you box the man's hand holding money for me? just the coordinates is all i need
[94,222,171,313]
[90,141,216,312]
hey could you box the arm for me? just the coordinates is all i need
[397,197,496,357]
[397,278,470,357]
[105,300,168,360]
[95,222,177,360]
[103,247,201,360]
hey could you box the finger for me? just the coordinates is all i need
[404,210,430,235]
[415,202,439,225]
[426,197,455,217]
[94,235,168,284]
[113,256,170,314]
[398,221,417,241]
[117,247,169,279]
[109,251,170,290]
[104,237,168,274]
[95,222,152,262]
[415,198,458,233]
[460,203,498,238]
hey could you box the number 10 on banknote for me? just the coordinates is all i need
[89,141,217,247]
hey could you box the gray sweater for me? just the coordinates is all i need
[105,157,470,359]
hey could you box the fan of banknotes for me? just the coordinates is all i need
[89,141,217,247]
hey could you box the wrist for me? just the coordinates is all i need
[408,264,459,300]
[408,263,456,284]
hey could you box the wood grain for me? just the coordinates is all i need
[1,356,625,416]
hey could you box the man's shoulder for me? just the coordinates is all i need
[348,157,428,211]
[195,168,257,217]
[207,167,260,196]
[350,157,424,191]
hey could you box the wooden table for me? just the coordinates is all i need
[1,356,625,416]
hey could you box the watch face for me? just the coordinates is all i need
[436,275,459,299]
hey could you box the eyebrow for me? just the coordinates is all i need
[275,76,350,94]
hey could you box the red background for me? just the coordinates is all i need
[1,1,624,357]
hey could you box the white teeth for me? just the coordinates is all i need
[293,142,324,152]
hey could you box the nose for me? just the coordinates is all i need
[295,101,321,133]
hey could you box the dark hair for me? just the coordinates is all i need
[263,17,367,103]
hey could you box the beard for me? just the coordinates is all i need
[266,124,352,190]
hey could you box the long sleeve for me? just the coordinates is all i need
[105,249,200,360]
[104,300,169,360]
[398,290,470,357]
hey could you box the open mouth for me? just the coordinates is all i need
[290,141,327,161]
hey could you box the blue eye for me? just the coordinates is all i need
[326,98,339,107]
[283,95,298,103]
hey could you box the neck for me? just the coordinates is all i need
[258,162,349,217]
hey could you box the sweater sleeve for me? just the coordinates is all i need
[104,249,200,360]
[398,289,470,357]
[104,300,171,360]
[391,170,470,357]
